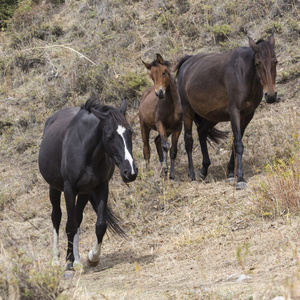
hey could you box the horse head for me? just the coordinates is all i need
[249,35,278,103]
[91,99,138,183]
[142,53,172,99]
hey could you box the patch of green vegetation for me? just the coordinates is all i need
[209,24,232,43]
[252,134,300,217]
[265,21,282,34]
[0,248,65,299]
[0,0,18,24]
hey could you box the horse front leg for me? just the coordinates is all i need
[140,122,151,168]
[156,121,169,176]
[87,183,109,267]
[154,135,164,164]
[63,182,78,270]
[169,127,181,180]
[49,186,62,266]
[228,108,246,189]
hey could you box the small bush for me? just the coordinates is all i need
[252,135,300,217]
[210,24,232,43]
[0,247,64,299]
[265,21,283,34]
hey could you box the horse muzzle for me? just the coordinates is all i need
[155,89,165,99]
[264,92,277,103]
[120,164,138,183]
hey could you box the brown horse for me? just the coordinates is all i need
[139,54,182,179]
[175,35,277,189]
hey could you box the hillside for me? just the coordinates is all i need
[0,0,300,299]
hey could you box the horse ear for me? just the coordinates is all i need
[156,53,165,65]
[142,60,152,70]
[268,34,275,49]
[120,98,127,116]
[248,37,258,52]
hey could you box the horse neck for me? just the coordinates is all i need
[165,77,182,113]
[248,50,263,96]
[80,118,106,165]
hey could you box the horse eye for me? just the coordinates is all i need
[162,72,166,77]
[255,63,260,69]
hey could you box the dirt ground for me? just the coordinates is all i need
[1,81,300,299]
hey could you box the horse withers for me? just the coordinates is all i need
[175,35,277,189]
[38,96,138,272]
[139,53,182,179]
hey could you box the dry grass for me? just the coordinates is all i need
[0,0,300,299]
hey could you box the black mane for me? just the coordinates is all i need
[82,96,128,127]
[149,59,172,70]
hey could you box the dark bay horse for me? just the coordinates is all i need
[175,35,277,189]
[38,96,138,271]
[139,53,182,179]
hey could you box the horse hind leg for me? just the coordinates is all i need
[70,194,89,269]
[49,186,62,266]
[195,116,215,180]
[169,129,181,180]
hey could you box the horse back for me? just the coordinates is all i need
[177,48,261,121]
[139,86,157,129]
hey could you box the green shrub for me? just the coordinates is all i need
[252,135,300,217]
[0,0,18,27]
[265,21,282,34]
[210,24,232,43]
[0,248,65,299]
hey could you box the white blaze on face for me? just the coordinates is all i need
[116,125,135,174]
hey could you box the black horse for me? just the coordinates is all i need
[38,96,138,271]
[175,35,277,189]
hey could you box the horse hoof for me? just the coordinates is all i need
[160,168,168,177]
[236,181,246,190]
[51,257,60,266]
[189,172,196,181]
[73,260,83,271]
[65,261,74,271]
[227,177,235,184]
[63,270,74,280]
[87,254,100,267]
[197,169,207,180]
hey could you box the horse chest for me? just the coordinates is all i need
[156,102,181,125]
[74,161,114,193]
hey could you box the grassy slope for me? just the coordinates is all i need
[0,0,300,299]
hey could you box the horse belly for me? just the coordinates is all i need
[188,89,230,122]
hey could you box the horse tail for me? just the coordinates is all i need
[174,55,193,77]
[193,113,229,144]
[106,205,127,238]
[207,127,229,144]
[89,193,127,238]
